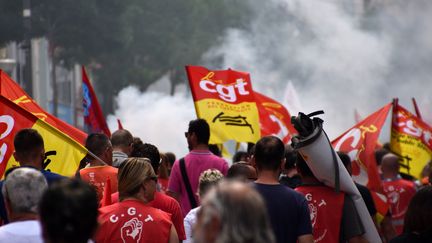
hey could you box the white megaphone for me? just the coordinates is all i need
[291,111,381,243]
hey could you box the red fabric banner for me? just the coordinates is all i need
[332,103,392,192]
[82,66,111,137]
[255,91,296,143]
[0,70,86,144]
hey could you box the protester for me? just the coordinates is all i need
[78,133,118,202]
[0,128,64,224]
[129,143,187,241]
[165,152,176,175]
[158,153,171,192]
[296,152,367,243]
[0,167,47,242]
[232,151,249,163]
[338,151,377,218]
[381,153,417,235]
[39,178,98,243]
[194,180,275,243]
[111,129,134,167]
[389,186,432,243]
[226,161,257,182]
[96,158,178,243]
[184,169,223,243]
[252,136,313,243]
[279,145,302,189]
[167,118,228,217]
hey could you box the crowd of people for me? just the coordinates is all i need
[0,118,431,243]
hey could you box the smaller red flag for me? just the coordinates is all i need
[255,92,296,143]
[117,118,124,130]
[82,66,111,137]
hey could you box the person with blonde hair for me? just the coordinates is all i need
[184,169,223,243]
[96,157,179,243]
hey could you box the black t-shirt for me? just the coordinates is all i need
[355,182,377,217]
[254,183,312,243]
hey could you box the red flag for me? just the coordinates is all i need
[0,95,87,177]
[0,70,86,144]
[117,118,124,130]
[390,103,432,178]
[255,92,296,143]
[82,66,111,137]
[332,103,392,192]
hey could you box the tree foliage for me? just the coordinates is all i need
[0,0,251,113]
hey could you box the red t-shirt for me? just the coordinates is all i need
[79,166,118,201]
[383,178,416,234]
[111,191,186,240]
[158,177,169,193]
[96,199,172,243]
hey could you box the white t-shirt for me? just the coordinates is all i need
[0,220,44,243]
[183,206,200,243]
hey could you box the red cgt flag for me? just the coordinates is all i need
[255,92,297,143]
[0,70,86,144]
[82,66,111,137]
[332,103,392,192]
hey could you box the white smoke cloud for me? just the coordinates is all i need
[202,0,432,139]
[109,0,432,156]
[107,86,195,157]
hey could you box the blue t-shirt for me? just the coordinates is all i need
[0,167,64,224]
[254,183,312,243]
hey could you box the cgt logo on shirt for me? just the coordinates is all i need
[109,207,155,243]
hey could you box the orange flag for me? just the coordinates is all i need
[255,92,297,143]
[0,95,87,177]
[0,70,87,144]
[186,66,260,144]
[391,103,432,178]
[332,103,392,192]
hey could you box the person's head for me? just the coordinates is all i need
[226,162,257,182]
[85,133,113,165]
[381,153,400,178]
[232,151,249,163]
[165,152,176,167]
[403,186,432,234]
[253,136,285,172]
[110,129,134,155]
[295,151,316,179]
[338,151,352,176]
[39,179,98,243]
[194,180,275,243]
[283,145,297,172]
[118,157,157,202]
[158,153,170,179]
[2,167,47,220]
[198,169,224,198]
[13,128,45,168]
[185,119,210,150]
[131,143,161,174]
[374,148,389,166]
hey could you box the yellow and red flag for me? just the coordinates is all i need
[390,103,432,178]
[186,66,260,144]
[0,70,87,144]
[255,91,296,143]
[332,103,392,192]
[0,95,88,178]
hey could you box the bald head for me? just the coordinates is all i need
[111,129,133,155]
[381,153,400,177]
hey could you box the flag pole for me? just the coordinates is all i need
[412,97,422,119]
